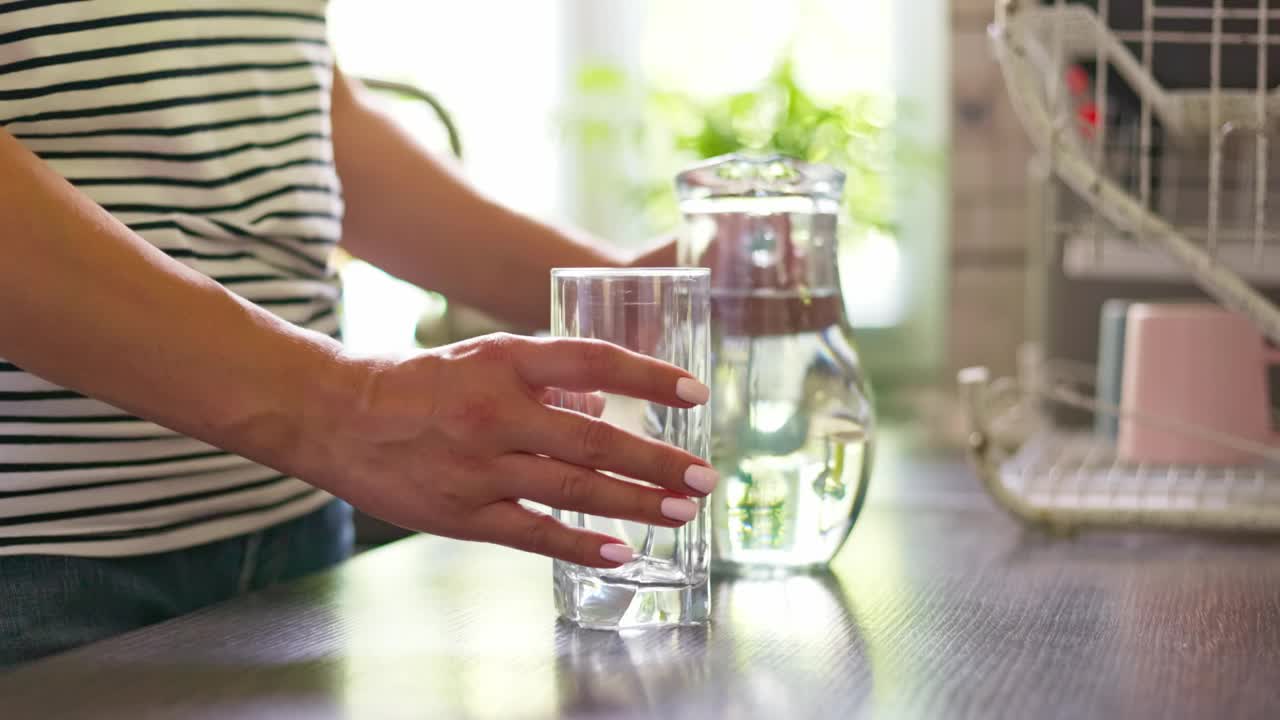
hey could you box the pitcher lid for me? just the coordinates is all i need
[675,153,845,202]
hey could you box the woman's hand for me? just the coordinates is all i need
[306,333,717,568]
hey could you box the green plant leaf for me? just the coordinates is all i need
[566,53,921,235]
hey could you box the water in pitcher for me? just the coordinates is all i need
[709,310,873,569]
[680,187,875,571]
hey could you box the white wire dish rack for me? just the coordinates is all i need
[964,0,1280,534]
[960,351,1280,534]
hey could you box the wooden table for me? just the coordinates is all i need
[4,428,1280,719]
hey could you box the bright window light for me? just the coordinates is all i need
[327,0,907,350]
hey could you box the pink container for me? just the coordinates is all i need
[1118,303,1279,465]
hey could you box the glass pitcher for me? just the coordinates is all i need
[676,153,875,572]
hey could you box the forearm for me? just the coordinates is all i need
[0,128,353,479]
[330,70,628,330]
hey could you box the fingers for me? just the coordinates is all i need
[493,454,698,528]
[512,337,709,408]
[476,500,635,568]
[510,405,719,497]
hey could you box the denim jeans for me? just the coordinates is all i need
[0,500,353,669]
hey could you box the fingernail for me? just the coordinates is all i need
[684,465,719,495]
[675,377,710,405]
[660,497,699,522]
[600,543,634,564]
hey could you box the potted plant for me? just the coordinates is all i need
[562,56,898,243]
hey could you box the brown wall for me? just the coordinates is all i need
[947,0,1034,379]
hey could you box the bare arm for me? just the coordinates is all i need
[330,69,674,330]
[0,126,710,567]
[0,127,343,473]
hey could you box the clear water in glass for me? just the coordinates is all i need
[550,268,711,628]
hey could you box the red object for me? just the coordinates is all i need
[1079,102,1099,127]
[1065,65,1100,138]
[1066,65,1090,96]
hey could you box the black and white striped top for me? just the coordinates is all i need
[0,0,343,556]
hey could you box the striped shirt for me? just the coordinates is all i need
[0,0,344,556]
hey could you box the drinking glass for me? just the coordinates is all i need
[550,267,711,628]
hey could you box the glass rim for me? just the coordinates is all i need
[551,267,710,279]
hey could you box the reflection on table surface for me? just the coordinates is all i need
[553,570,868,720]
[328,535,875,719]
[4,446,1280,719]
